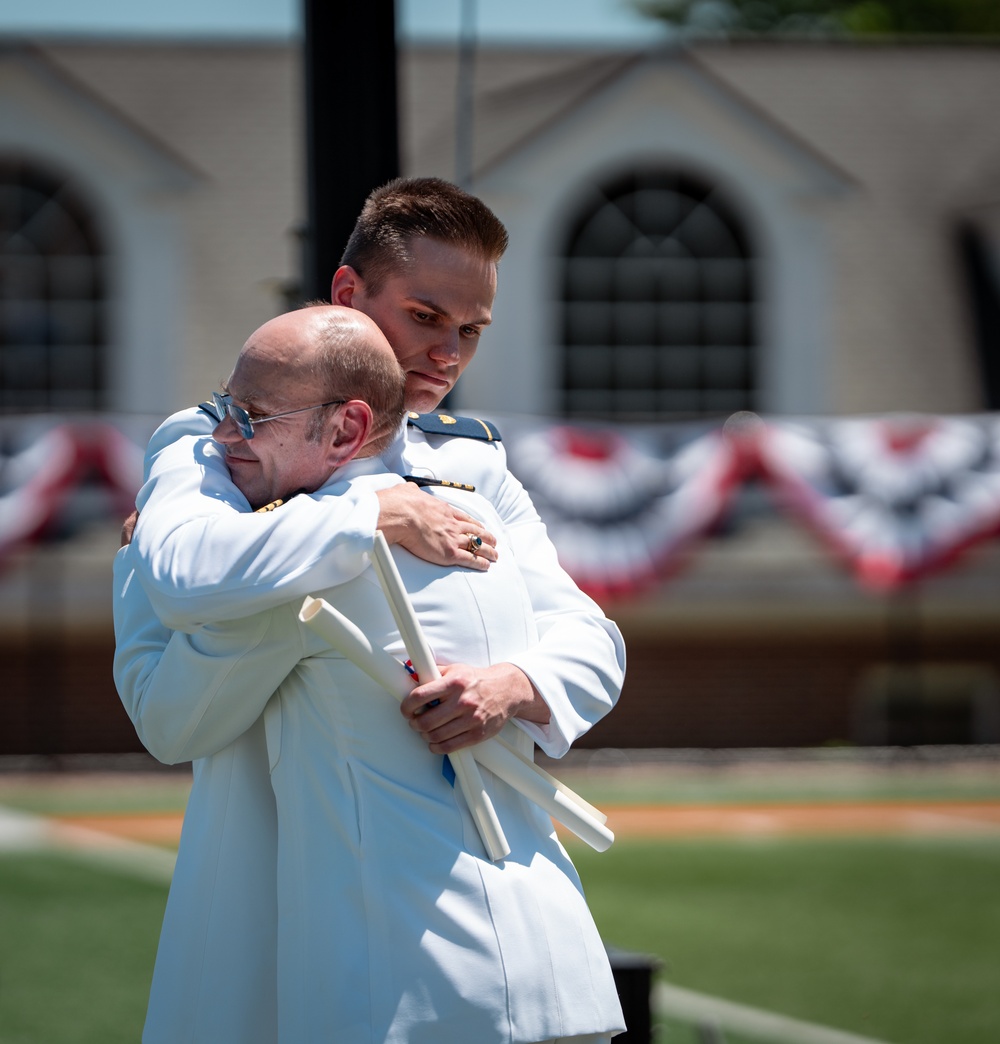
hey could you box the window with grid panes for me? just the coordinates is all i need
[560,170,757,421]
[0,159,107,413]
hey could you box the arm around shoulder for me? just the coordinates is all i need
[131,435,383,629]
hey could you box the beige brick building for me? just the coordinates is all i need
[2,36,999,756]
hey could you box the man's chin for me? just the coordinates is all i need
[405,384,449,414]
[225,466,264,510]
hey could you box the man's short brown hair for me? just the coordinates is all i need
[340,177,509,295]
[304,309,406,455]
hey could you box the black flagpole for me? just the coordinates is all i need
[302,0,400,302]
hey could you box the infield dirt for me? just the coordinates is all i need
[48,797,1000,848]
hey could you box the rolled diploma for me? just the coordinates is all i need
[369,534,509,862]
[493,732,608,826]
[299,595,614,853]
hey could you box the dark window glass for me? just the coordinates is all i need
[560,170,757,421]
[0,159,107,413]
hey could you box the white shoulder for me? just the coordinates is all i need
[144,405,218,478]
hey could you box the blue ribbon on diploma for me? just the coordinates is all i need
[403,659,457,786]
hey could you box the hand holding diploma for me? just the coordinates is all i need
[298,537,615,856]
[400,660,540,756]
[369,532,510,862]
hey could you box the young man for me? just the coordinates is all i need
[126,303,624,1043]
[125,177,623,757]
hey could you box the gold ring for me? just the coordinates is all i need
[466,534,483,555]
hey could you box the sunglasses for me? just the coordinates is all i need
[212,391,346,440]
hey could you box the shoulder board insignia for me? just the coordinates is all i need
[255,498,286,513]
[254,489,304,513]
[406,411,501,442]
[403,475,476,493]
[198,399,224,422]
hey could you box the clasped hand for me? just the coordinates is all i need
[400,662,550,754]
[376,482,498,570]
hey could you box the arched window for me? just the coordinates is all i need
[0,159,107,413]
[560,169,757,421]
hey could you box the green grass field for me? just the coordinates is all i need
[0,853,166,1044]
[572,835,1000,1044]
[2,762,999,1043]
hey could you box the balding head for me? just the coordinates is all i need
[213,305,406,509]
[238,307,403,432]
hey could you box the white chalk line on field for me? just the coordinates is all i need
[0,803,175,884]
[654,982,896,1044]
[900,808,1000,835]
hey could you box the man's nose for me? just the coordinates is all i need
[427,328,460,363]
[212,413,242,443]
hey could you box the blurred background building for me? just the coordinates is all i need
[2,4,1000,759]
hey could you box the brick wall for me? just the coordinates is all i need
[3,627,999,757]
[583,625,1000,750]
[1,634,140,757]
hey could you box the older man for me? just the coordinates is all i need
[116,305,405,1041]
[124,303,624,1043]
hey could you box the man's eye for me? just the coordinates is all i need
[461,326,481,338]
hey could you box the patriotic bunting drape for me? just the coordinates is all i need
[4,413,1000,596]
[500,418,746,599]
[0,420,143,558]
[499,411,1000,596]
[751,414,1000,590]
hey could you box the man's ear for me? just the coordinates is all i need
[326,401,373,468]
[331,265,361,307]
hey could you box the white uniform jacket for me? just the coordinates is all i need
[126,408,626,758]
[113,415,626,1043]
[139,477,624,1043]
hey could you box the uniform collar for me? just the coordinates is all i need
[311,417,414,495]
[321,451,391,489]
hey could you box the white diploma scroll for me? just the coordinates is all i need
[369,532,509,862]
[298,594,615,854]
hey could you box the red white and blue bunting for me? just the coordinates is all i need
[499,417,747,598]
[499,410,1000,596]
[752,413,1000,590]
[0,419,143,559]
[3,412,1000,597]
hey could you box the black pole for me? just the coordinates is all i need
[302,0,400,302]
[957,221,1000,410]
[455,0,477,189]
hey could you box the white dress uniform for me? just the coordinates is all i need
[140,472,626,1042]
[128,407,625,758]
[113,410,627,1043]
